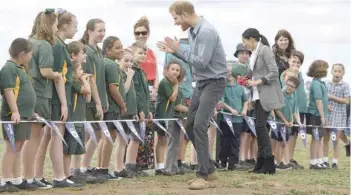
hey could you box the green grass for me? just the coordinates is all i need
[1,133,350,195]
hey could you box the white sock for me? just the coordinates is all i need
[310,159,317,165]
[35,177,43,181]
[318,158,323,164]
[80,167,88,173]
[12,177,22,185]
[332,158,338,164]
[27,178,34,184]
[156,163,165,170]
[323,157,329,163]
[1,178,11,186]
[54,177,65,182]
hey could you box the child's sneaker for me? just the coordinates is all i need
[52,179,83,188]
[276,162,292,170]
[33,179,52,189]
[323,162,330,168]
[14,180,37,191]
[116,169,136,178]
[289,159,304,169]
[0,182,19,192]
[331,163,338,169]
[310,164,324,170]
[155,169,174,176]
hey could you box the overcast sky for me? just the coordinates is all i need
[0,0,350,83]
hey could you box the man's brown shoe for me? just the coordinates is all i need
[188,178,208,190]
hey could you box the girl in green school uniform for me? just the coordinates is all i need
[79,19,108,176]
[21,10,70,189]
[306,60,329,170]
[99,36,126,179]
[34,10,81,188]
[114,49,139,178]
[0,38,37,192]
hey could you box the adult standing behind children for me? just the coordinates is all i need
[157,1,227,190]
[272,29,295,84]
[242,28,284,174]
[132,17,157,170]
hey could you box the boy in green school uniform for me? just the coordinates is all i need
[124,42,151,176]
[217,65,249,171]
[63,41,101,185]
[273,76,302,170]
[155,61,181,175]
[0,38,37,192]
[98,36,126,180]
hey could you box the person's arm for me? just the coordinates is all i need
[274,109,290,127]
[260,46,279,85]
[169,83,179,102]
[88,76,101,102]
[0,67,20,123]
[52,44,67,118]
[84,53,102,109]
[175,104,188,113]
[106,63,126,111]
[328,95,350,104]
[80,75,92,102]
[241,89,249,116]
[124,69,134,92]
[39,43,61,81]
[175,29,215,69]
[133,70,145,115]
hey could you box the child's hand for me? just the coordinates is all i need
[328,94,335,100]
[60,105,68,122]
[139,111,145,122]
[121,103,127,116]
[241,111,247,118]
[81,73,90,81]
[231,109,239,116]
[133,115,139,121]
[126,68,135,78]
[328,105,332,112]
[11,111,20,124]
[284,121,290,128]
[148,112,153,121]
[321,117,326,127]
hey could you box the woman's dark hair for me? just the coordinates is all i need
[102,36,120,55]
[272,29,295,58]
[9,38,33,58]
[242,28,270,46]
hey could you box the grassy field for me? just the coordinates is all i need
[1,135,350,195]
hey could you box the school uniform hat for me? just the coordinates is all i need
[234,43,251,58]
[232,63,248,78]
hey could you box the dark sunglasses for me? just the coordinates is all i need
[134,31,148,36]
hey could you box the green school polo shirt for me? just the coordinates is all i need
[0,60,36,117]
[308,78,329,117]
[278,89,297,123]
[104,58,125,113]
[52,37,73,105]
[221,81,248,123]
[121,70,137,116]
[28,38,54,98]
[280,72,307,114]
[156,78,174,119]
[71,81,85,127]
[84,45,107,108]
[132,64,150,115]
[174,90,187,119]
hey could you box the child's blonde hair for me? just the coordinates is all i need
[332,63,345,73]
[282,67,299,80]
[29,11,57,45]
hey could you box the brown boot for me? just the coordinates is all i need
[188,178,208,190]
